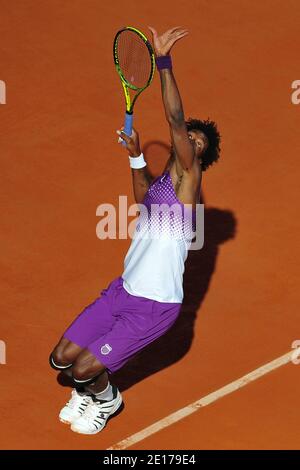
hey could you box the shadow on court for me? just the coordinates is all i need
[111,205,237,392]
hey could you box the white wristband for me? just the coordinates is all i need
[129,153,147,169]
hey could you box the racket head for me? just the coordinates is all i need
[113,26,155,96]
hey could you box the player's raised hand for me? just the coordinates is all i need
[148,26,189,57]
[117,127,141,157]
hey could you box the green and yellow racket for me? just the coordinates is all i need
[113,26,155,145]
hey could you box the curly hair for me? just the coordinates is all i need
[185,117,221,171]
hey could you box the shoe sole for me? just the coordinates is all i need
[59,417,73,425]
[71,394,123,435]
[59,413,87,425]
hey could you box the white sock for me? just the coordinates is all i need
[93,382,113,402]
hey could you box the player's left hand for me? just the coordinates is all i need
[148,26,189,57]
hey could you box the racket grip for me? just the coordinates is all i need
[122,112,133,146]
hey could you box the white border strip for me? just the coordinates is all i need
[108,350,294,450]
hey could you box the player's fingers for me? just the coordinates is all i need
[172,31,189,43]
[148,26,157,37]
[168,26,183,34]
[172,29,189,38]
[177,29,189,35]
[116,130,131,143]
[118,127,125,142]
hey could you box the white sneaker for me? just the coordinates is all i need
[59,389,93,425]
[71,385,123,434]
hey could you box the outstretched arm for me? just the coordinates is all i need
[148,26,195,173]
[117,127,153,204]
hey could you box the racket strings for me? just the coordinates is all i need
[117,31,152,88]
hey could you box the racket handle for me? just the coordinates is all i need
[122,112,133,146]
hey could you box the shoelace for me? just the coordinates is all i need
[82,400,113,424]
[66,391,91,410]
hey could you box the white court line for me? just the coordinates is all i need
[108,350,295,450]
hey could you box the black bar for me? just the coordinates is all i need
[0,450,299,464]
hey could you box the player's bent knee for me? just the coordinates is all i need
[49,352,73,371]
[72,364,101,385]
[72,373,101,386]
[72,354,106,384]
[50,339,82,370]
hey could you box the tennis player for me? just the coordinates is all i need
[49,26,221,435]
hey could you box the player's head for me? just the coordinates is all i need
[185,118,221,171]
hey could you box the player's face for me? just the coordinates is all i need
[188,130,208,160]
[169,130,208,165]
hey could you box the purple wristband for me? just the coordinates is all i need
[155,55,172,71]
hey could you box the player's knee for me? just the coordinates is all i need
[72,367,97,385]
[72,361,94,382]
[72,355,105,384]
[49,348,73,371]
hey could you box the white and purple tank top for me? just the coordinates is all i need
[122,170,196,303]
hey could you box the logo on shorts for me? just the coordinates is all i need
[100,343,112,355]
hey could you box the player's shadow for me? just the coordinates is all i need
[57,140,237,392]
[110,141,237,391]
[111,205,237,392]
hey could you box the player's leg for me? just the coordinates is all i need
[49,277,123,426]
[49,338,95,424]
[70,349,122,435]
[68,280,182,434]
[50,337,83,377]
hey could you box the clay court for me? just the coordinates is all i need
[1,0,300,450]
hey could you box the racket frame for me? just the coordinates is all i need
[113,26,155,141]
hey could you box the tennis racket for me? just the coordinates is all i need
[113,26,155,145]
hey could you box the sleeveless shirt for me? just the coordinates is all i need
[122,170,196,303]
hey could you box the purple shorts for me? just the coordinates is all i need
[63,276,182,373]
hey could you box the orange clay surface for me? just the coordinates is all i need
[0,0,300,450]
